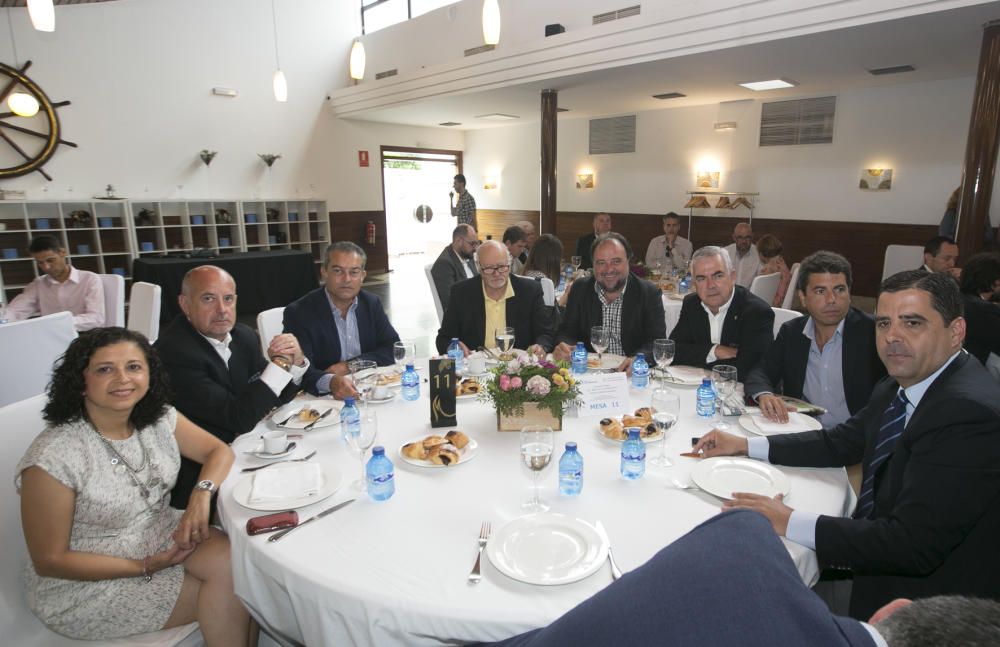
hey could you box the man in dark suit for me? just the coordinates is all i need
[920,235,961,279]
[553,233,665,370]
[744,251,885,426]
[284,241,400,396]
[156,265,310,507]
[669,245,774,379]
[574,212,611,270]
[430,224,479,312]
[435,240,553,354]
[696,271,1000,619]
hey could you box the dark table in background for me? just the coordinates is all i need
[133,250,318,322]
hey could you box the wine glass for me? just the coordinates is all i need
[650,388,680,468]
[571,255,582,272]
[711,365,738,429]
[350,359,378,410]
[590,326,608,369]
[653,339,675,383]
[393,341,416,373]
[519,425,554,512]
[345,411,378,491]
[495,326,515,360]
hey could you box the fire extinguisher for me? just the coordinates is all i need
[365,220,376,246]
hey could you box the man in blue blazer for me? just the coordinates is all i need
[284,241,400,396]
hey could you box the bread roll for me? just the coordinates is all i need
[402,442,428,460]
[422,435,448,449]
[445,430,470,449]
[428,444,461,466]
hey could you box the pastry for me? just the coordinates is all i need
[445,430,470,449]
[633,407,653,421]
[296,407,321,423]
[428,443,461,466]
[422,435,448,449]
[376,371,401,386]
[456,378,481,395]
[587,357,601,369]
[622,414,648,427]
[642,422,658,438]
[599,417,625,440]
[401,442,428,460]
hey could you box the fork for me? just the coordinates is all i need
[467,521,491,583]
[241,450,317,473]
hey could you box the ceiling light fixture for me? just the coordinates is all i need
[738,79,797,91]
[350,40,366,81]
[270,0,287,102]
[27,0,54,33]
[482,0,501,46]
[652,92,686,100]
[868,64,915,76]
[5,9,40,117]
[475,113,519,121]
[714,121,737,131]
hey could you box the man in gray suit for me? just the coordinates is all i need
[431,224,479,312]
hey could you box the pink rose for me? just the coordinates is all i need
[526,375,551,396]
[499,374,511,391]
[510,376,523,389]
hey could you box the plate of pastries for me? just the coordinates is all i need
[598,407,662,442]
[398,430,478,468]
[455,377,482,399]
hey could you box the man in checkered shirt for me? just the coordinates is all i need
[450,174,477,230]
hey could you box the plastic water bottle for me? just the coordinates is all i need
[401,363,419,401]
[678,273,692,295]
[447,337,464,374]
[558,442,584,496]
[696,378,716,419]
[366,446,395,501]
[620,429,646,480]
[571,342,588,374]
[631,353,649,389]
[340,397,360,442]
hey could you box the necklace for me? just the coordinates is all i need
[92,425,163,505]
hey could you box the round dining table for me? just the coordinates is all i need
[218,367,853,646]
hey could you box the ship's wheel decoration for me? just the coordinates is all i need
[0,61,76,181]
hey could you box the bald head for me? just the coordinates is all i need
[733,222,753,254]
[179,265,237,341]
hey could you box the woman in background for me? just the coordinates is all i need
[756,234,792,307]
[523,233,574,314]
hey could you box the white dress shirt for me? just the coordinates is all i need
[723,243,761,288]
[201,331,308,395]
[701,288,735,363]
[6,266,105,331]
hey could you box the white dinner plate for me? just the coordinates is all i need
[691,457,791,500]
[375,367,403,388]
[587,353,626,371]
[738,412,823,437]
[272,400,343,430]
[486,513,608,586]
[659,365,705,386]
[365,391,396,405]
[231,463,343,511]
[397,435,479,468]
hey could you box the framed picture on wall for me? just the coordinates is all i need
[860,168,892,190]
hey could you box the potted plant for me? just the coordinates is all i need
[480,351,580,431]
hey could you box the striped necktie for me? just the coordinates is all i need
[855,390,909,519]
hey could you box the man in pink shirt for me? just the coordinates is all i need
[5,235,105,330]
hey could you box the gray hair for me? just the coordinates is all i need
[474,239,511,272]
[324,241,367,269]
[875,595,1000,646]
[691,245,733,273]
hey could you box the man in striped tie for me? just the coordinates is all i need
[693,270,1000,620]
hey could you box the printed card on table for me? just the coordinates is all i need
[429,358,457,428]
[576,372,629,418]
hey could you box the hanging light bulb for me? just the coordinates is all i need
[482,0,501,46]
[27,0,55,33]
[272,69,288,103]
[8,92,40,118]
[349,40,366,81]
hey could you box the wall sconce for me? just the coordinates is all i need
[576,173,595,189]
[350,40,366,81]
[859,168,893,190]
[484,177,499,190]
[482,0,501,46]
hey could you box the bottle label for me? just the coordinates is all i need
[371,472,394,484]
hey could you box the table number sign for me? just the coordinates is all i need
[430,358,457,428]
[576,372,629,418]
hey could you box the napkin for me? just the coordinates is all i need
[750,412,818,435]
[249,463,323,503]
[664,366,705,382]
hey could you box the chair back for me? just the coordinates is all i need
[538,277,555,307]
[882,245,924,281]
[127,282,162,343]
[424,264,445,324]
[749,271,781,306]
[772,307,804,338]
[782,262,801,309]
[0,312,76,407]
[99,273,126,327]
[256,307,286,360]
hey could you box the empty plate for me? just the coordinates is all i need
[691,457,791,500]
[486,513,608,586]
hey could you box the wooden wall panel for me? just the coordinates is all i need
[476,209,540,242]
[328,210,388,272]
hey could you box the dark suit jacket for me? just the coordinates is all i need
[743,307,885,415]
[155,316,299,507]
[556,274,666,360]
[489,511,874,647]
[430,244,478,312]
[961,294,1000,364]
[768,352,1000,619]
[575,232,597,270]
[435,275,553,353]
[669,285,774,379]
[283,287,400,395]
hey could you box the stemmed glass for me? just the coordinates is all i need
[650,388,680,468]
[590,326,608,369]
[571,255,582,272]
[711,365,738,429]
[495,326,515,360]
[393,341,416,373]
[653,339,675,383]
[350,359,378,410]
[519,425,554,512]
[345,410,378,491]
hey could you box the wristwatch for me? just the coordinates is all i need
[272,355,292,371]
[195,479,217,494]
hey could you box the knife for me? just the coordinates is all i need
[267,498,356,542]
[303,407,334,431]
[595,520,623,581]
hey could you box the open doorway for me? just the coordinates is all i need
[381,147,462,260]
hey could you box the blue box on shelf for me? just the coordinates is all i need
[219,237,231,247]
[98,217,113,228]
[289,212,299,222]
[191,215,205,225]
[2,248,18,259]
[245,213,257,224]
[111,268,126,277]
[140,242,155,252]
[77,244,91,255]
[35,218,50,229]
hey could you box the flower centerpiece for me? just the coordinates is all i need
[480,350,580,431]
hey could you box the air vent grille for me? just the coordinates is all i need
[759,96,836,147]
[438,122,461,127]
[375,69,398,80]
[589,115,636,155]
[464,44,496,57]
[653,92,686,100]
[593,5,640,25]
[868,64,915,76]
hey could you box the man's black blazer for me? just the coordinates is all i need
[283,287,400,395]
[961,294,1000,364]
[435,275,553,353]
[155,316,298,507]
[767,352,1000,619]
[555,274,666,360]
[575,232,597,270]
[743,306,885,415]
[669,285,774,379]
[430,244,477,312]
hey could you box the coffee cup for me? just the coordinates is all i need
[373,385,390,400]
[262,430,287,454]
[466,353,486,375]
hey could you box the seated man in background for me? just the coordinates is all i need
[744,251,885,426]
[431,223,479,312]
[575,212,612,270]
[284,241,400,396]
[670,246,773,379]
[514,219,537,265]
[696,271,1000,620]
[553,233,665,369]
[723,222,761,288]
[502,225,528,275]
[957,251,1000,369]
[5,234,105,330]
[436,240,553,355]
[920,235,961,279]
[644,211,692,273]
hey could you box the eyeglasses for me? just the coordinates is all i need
[328,267,364,278]
[480,264,510,275]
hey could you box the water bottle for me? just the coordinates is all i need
[340,397,361,442]
[558,442,584,496]
[620,429,646,480]
[366,446,395,501]
[696,378,716,419]
[678,272,692,295]
[401,363,419,401]
[447,337,464,374]
[631,353,649,389]
[571,342,588,374]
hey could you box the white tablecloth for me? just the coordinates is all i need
[219,374,852,646]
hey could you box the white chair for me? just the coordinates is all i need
[0,312,77,407]
[782,262,801,310]
[424,264,445,324]
[538,277,555,307]
[0,395,202,646]
[256,307,285,360]
[772,307,803,338]
[127,282,162,343]
[882,244,924,281]
[749,271,781,306]
[99,273,126,327]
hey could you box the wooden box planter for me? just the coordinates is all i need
[496,403,563,431]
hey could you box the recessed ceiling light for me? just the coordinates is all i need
[738,79,798,91]
[868,64,915,76]
[475,113,520,121]
[652,92,686,100]
[714,121,737,131]
[439,121,462,127]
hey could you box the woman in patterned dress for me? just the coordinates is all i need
[16,327,251,644]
